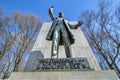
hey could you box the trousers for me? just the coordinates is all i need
[51,23,72,58]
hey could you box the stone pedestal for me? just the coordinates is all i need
[9,70,119,80]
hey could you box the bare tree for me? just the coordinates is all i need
[80,0,120,77]
[11,11,42,71]
[0,6,17,78]
[0,9,42,79]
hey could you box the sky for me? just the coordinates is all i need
[0,0,99,21]
[0,0,119,21]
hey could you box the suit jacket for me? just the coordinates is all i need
[46,18,78,45]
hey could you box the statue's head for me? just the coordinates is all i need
[58,12,64,18]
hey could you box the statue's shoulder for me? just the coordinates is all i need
[52,17,58,22]
[55,17,58,19]
[63,18,68,23]
[53,17,58,21]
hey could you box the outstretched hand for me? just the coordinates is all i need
[77,21,83,27]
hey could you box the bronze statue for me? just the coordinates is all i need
[46,6,83,58]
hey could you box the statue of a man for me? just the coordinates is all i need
[46,6,83,58]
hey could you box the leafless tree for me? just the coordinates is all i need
[80,0,120,77]
[0,9,42,79]
[11,11,42,71]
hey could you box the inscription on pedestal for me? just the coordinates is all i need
[34,58,93,71]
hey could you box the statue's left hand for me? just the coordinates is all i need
[77,21,83,27]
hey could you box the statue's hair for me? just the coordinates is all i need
[58,12,64,18]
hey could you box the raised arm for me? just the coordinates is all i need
[49,6,55,21]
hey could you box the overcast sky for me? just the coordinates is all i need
[0,0,119,21]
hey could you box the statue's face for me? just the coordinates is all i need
[59,12,63,18]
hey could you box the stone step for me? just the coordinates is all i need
[9,70,119,80]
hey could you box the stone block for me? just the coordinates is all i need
[9,70,119,80]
